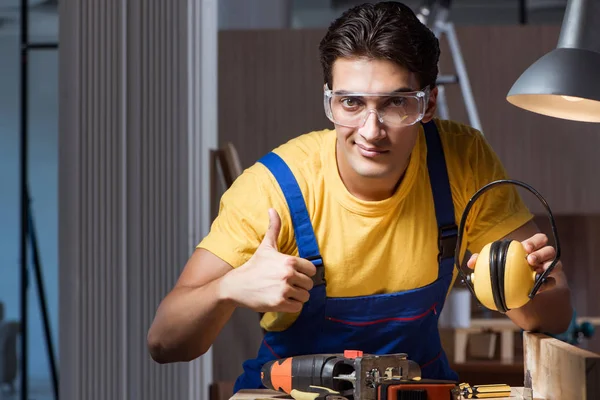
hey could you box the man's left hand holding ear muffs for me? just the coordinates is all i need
[464,220,572,334]
[466,232,557,275]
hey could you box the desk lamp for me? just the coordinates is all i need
[506,0,600,122]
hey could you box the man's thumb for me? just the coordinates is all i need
[261,208,281,249]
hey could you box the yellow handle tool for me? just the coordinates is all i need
[456,382,512,399]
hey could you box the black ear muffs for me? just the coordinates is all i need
[455,180,561,314]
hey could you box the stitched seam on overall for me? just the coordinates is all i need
[420,351,442,369]
[262,339,281,359]
[324,302,438,326]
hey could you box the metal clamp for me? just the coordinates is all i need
[438,224,458,261]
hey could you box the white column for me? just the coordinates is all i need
[58,0,217,398]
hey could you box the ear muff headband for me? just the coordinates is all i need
[454,179,561,311]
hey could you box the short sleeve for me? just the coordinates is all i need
[196,164,295,268]
[462,132,534,254]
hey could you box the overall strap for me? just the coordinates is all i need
[422,120,458,272]
[258,152,325,286]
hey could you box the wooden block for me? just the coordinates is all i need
[524,332,600,399]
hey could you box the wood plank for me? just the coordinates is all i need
[524,332,600,400]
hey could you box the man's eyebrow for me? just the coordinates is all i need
[333,86,415,94]
[391,86,416,93]
[332,89,359,95]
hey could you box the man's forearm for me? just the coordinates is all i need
[507,284,572,334]
[147,276,236,363]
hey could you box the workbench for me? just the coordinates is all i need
[225,332,600,400]
[230,387,543,399]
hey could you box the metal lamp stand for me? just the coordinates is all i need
[417,0,483,133]
[19,0,59,399]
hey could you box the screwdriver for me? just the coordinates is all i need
[454,383,512,399]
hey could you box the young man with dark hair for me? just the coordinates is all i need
[147,1,572,391]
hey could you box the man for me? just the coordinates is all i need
[147,1,572,392]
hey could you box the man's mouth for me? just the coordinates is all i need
[355,143,389,157]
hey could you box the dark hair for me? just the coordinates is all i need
[319,1,440,90]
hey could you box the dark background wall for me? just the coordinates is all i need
[213,25,600,382]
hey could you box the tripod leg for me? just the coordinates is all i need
[436,85,450,120]
[27,192,59,399]
[443,21,483,133]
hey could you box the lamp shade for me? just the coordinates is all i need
[506,0,600,123]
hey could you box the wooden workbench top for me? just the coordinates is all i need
[230,387,544,399]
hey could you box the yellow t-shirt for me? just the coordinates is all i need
[198,118,533,332]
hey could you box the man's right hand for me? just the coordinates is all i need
[220,208,317,313]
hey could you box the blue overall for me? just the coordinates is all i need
[233,120,459,393]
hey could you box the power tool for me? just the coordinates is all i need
[260,350,510,400]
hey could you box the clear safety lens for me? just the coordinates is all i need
[323,88,429,128]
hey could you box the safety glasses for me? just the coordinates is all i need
[323,85,430,128]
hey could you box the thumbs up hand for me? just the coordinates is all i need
[220,208,317,313]
[260,207,285,252]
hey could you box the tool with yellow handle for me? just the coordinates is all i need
[454,179,561,313]
[453,383,512,399]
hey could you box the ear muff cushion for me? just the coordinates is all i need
[473,243,497,311]
[489,241,507,313]
[497,240,512,313]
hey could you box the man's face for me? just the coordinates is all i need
[329,57,436,183]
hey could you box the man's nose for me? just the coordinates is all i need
[360,110,385,141]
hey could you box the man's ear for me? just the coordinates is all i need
[421,86,438,123]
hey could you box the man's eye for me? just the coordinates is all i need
[341,98,361,107]
[390,98,405,106]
